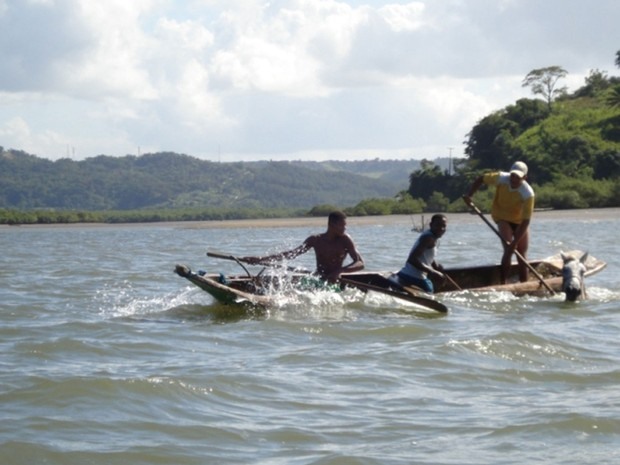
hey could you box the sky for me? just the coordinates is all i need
[1,0,619,162]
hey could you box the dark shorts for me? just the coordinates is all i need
[497,220,520,231]
[395,271,434,293]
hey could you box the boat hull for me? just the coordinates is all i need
[175,250,606,309]
[343,251,605,296]
[175,265,324,308]
[438,250,605,295]
[175,265,277,306]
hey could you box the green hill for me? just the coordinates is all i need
[0,150,427,211]
[2,64,619,223]
[402,69,620,213]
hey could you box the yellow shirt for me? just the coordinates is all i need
[483,172,535,224]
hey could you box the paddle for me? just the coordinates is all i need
[207,250,250,263]
[463,198,555,294]
[444,273,462,291]
[340,275,448,313]
[206,250,311,274]
[206,250,253,277]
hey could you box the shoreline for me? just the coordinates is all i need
[1,207,619,230]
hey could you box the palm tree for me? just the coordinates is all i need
[606,85,620,109]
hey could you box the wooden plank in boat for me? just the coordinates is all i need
[340,274,448,313]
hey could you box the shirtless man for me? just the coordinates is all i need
[241,211,364,283]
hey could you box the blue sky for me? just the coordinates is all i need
[1,0,618,162]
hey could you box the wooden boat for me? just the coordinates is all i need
[174,264,298,308]
[342,250,605,298]
[437,250,605,296]
[174,250,605,313]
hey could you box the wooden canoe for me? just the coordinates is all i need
[341,250,606,298]
[438,250,606,296]
[174,250,605,311]
[174,264,448,312]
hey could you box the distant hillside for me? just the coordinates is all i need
[5,66,618,220]
[289,157,454,185]
[0,150,434,211]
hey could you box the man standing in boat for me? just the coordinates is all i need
[241,211,364,283]
[464,161,535,284]
[390,214,447,293]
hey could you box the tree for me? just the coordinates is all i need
[606,85,620,108]
[426,191,450,212]
[407,160,444,200]
[463,99,548,172]
[574,69,611,97]
[522,66,568,111]
[593,150,620,179]
[615,50,620,69]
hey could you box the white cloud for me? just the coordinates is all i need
[0,0,618,161]
[378,2,425,32]
[156,17,215,52]
[0,115,71,156]
[60,0,159,100]
[0,116,32,143]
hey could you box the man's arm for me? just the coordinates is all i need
[408,236,443,278]
[510,195,533,249]
[342,236,364,272]
[510,219,530,250]
[242,241,311,265]
[463,175,484,205]
[323,236,364,282]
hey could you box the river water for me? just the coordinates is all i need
[1,209,619,465]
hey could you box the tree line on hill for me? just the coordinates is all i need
[0,152,426,224]
[401,63,620,214]
[302,60,620,217]
[1,53,619,225]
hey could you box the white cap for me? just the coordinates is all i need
[510,161,528,178]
